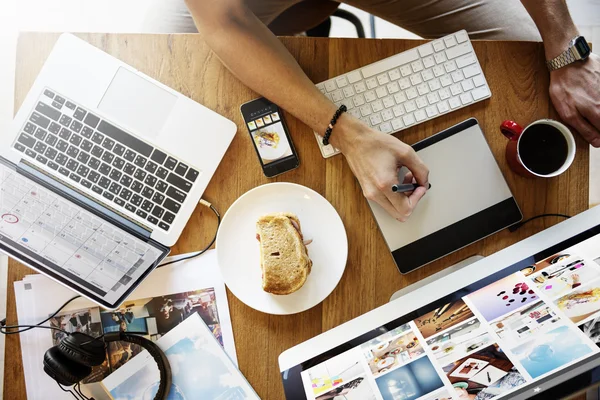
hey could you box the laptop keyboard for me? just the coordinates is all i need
[14,89,201,233]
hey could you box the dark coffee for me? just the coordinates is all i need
[518,124,568,175]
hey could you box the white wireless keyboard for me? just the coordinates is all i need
[314,30,491,158]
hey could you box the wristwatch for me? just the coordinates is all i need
[546,36,591,71]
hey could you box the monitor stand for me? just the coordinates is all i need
[389,255,485,302]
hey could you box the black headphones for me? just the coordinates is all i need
[1,296,172,400]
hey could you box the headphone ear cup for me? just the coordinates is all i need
[58,332,106,367]
[43,346,91,386]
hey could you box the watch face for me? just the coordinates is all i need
[574,37,591,59]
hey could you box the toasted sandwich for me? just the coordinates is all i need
[256,213,312,295]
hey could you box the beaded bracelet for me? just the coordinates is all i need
[322,104,347,146]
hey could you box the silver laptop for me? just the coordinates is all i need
[0,33,236,308]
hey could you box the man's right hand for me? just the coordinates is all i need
[333,115,430,222]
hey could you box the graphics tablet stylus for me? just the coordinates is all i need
[391,183,432,193]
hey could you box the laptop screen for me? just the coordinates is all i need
[284,226,600,400]
[0,161,168,309]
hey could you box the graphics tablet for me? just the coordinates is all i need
[368,118,522,274]
[280,205,600,400]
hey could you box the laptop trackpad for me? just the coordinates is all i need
[98,67,177,139]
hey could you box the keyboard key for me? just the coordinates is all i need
[131,194,143,206]
[403,114,416,126]
[428,78,442,91]
[450,84,463,96]
[69,134,82,146]
[404,100,417,113]
[388,69,401,81]
[394,92,407,104]
[70,120,83,133]
[45,148,60,161]
[444,61,457,73]
[418,43,434,57]
[58,167,69,177]
[421,69,434,82]
[443,35,457,48]
[417,83,429,96]
[152,192,165,204]
[382,96,395,109]
[411,60,424,73]
[163,197,182,214]
[471,86,490,100]
[416,97,428,109]
[440,75,453,87]
[386,82,400,95]
[73,107,86,121]
[52,101,63,110]
[422,55,435,69]
[18,133,36,148]
[155,180,168,193]
[145,175,158,187]
[370,114,382,125]
[375,87,387,99]
[461,79,474,92]
[392,105,405,117]
[14,143,25,153]
[425,105,438,118]
[391,118,404,131]
[102,191,114,201]
[76,164,90,178]
[427,92,440,104]
[35,102,61,121]
[354,82,367,94]
[112,157,125,170]
[81,126,94,139]
[102,138,115,151]
[376,73,390,85]
[335,76,348,88]
[414,109,427,122]
[66,159,79,172]
[343,86,355,98]
[449,96,462,109]
[97,120,153,157]
[142,186,154,199]
[150,149,167,164]
[124,163,136,175]
[147,215,159,225]
[158,222,170,231]
[44,89,55,98]
[371,100,384,113]
[166,186,186,203]
[57,140,69,153]
[56,153,68,166]
[99,162,112,176]
[66,145,79,158]
[410,74,423,86]
[364,90,377,103]
[381,109,394,122]
[49,122,61,134]
[324,81,336,92]
[109,182,122,195]
[365,78,378,89]
[456,53,476,69]
[109,169,122,181]
[69,173,81,183]
[101,152,115,164]
[353,95,365,107]
[174,163,187,177]
[92,132,104,144]
[114,197,125,207]
[45,134,58,146]
[80,139,93,152]
[131,181,144,193]
[120,150,135,163]
[92,185,103,195]
[136,209,148,219]
[347,71,362,84]
[134,169,147,181]
[59,115,72,128]
[151,205,165,219]
[473,74,486,88]
[134,155,147,168]
[455,30,469,43]
[398,78,410,90]
[88,171,101,183]
[331,90,343,102]
[29,112,50,129]
[379,122,393,133]
[445,42,471,59]
[120,175,133,188]
[437,100,450,113]
[34,141,47,154]
[125,203,136,213]
[406,88,418,100]
[48,161,59,170]
[141,200,154,212]
[36,154,48,165]
[83,113,100,128]
[65,101,76,110]
[54,95,65,105]
[59,128,72,141]
[108,144,124,158]
[119,188,133,201]
[88,157,101,170]
[462,64,480,79]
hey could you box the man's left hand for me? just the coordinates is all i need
[549,53,600,147]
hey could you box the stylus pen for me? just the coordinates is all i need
[391,183,432,193]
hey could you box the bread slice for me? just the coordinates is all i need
[256,213,312,295]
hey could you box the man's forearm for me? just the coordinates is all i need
[521,0,579,59]
[186,0,338,139]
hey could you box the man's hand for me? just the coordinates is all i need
[549,53,600,147]
[333,115,430,222]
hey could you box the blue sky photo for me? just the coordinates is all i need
[110,335,250,400]
[511,325,593,379]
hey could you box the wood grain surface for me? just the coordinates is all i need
[5,33,589,400]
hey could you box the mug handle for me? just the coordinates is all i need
[500,120,523,141]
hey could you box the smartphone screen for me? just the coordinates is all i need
[241,98,299,177]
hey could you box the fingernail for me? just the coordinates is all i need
[593,138,600,147]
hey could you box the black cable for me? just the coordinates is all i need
[1,294,81,335]
[56,382,81,400]
[509,213,571,232]
[158,203,221,268]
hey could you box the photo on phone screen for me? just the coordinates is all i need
[241,98,299,177]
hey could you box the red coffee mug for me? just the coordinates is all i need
[500,119,576,178]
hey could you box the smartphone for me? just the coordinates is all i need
[240,98,299,178]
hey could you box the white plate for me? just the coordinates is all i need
[216,183,348,315]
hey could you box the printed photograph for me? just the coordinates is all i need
[427,318,493,366]
[525,256,600,299]
[108,314,257,400]
[442,344,526,399]
[511,325,594,379]
[375,356,444,400]
[580,316,600,347]
[361,330,424,377]
[305,350,374,399]
[49,307,110,383]
[418,388,456,400]
[467,272,539,323]
[415,300,475,339]
[271,112,280,121]
[554,281,600,323]
[360,323,411,350]
[492,301,561,347]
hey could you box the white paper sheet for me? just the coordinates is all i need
[15,250,237,400]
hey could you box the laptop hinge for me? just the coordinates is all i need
[16,160,152,242]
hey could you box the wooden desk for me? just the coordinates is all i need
[5,33,589,399]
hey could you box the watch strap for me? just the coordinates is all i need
[546,36,582,71]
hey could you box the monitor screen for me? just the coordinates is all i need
[0,161,168,309]
[282,225,600,400]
